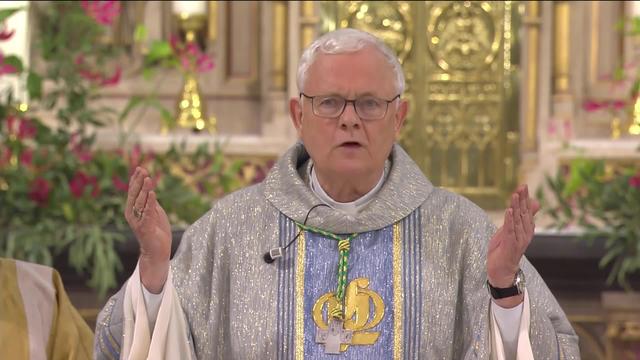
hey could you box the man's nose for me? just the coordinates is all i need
[338,102,362,129]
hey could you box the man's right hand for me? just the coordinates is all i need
[125,166,172,294]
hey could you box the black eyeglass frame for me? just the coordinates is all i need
[299,93,401,120]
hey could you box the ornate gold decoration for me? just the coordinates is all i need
[271,1,288,90]
[174,12,216,133]
[553,1,570,94]
[175,72,216,132]
[630,97,640,136]
[523,1,540,152]
[207,1,218,43]
[312,277,385,352]
[301,1,319,50]
[427,2,500,72]
[343,2,412,63]
[611,117,622,140]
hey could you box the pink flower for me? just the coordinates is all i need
[81,1,121,26]
[547,120,557,136]
[630,173,640,189]
[0,27,15,41]
[170,35,215,73]
[100,66,121,86]
[0,147,11,167]
[74,54,85,66]
[74,147,93,164]
[169,35,180,52]
[69,136,93,163]
[196,53,214,73]
[0,52,17,75]
[111,175,128,192]
[78,68,102,82]
[75,53,121,86]
[5,115,16,133]
[17,119,37,139]
[562,119,572,139]
[19,149,33,166]
[69,171,100,198]
[583,100,607,112]
[29,178,51,206]
[611,100,627,110]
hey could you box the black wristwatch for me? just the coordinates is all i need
[487,269,526,299]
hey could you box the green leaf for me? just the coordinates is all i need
[142,67,155,80]
[118,95,144,123]
[632,17,640,35]
[62,202,74,221]
[3,55,23,73]
[134,24,148,43]
[146,41,173,63]
[0,8,23,23]
[27,71,43,99]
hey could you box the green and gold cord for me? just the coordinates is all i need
[295,222,358,319]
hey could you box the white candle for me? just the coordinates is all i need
[172,1,206,16]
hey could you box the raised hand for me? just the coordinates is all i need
[125,166,172,293]
[487,185,540,307]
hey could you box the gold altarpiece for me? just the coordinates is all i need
[319,1,521,209]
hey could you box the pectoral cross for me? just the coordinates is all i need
[315,319,353,354]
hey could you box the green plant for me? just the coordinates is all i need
[0,2,247,297]
[538,158,640,289]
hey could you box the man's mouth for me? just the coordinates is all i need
[339,141,362,148]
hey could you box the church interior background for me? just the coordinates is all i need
[1,1,640,358]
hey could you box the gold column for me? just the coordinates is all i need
[208,1,218,43]
[523,1,541,151]
[300,1,318,50]
[271,1,288,90]
[553,1,570,94]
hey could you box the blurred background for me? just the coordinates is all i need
[1,1,639,358]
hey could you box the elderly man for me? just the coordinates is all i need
[95,28,578,359]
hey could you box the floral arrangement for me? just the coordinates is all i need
[537,158,640,289]
[580,16,640,136]
[0,1,264,297]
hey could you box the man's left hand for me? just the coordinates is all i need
[487,185,539,307]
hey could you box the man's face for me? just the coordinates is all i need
[290,46,408,179]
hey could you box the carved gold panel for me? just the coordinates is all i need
[320,1,520,209]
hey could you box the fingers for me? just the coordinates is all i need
[145,190,158,217]
[530,198,541,216]
[519,185,533,236]
[511,192,526,245]
[505,208,514,236]
[125,166,153,223]
[133,177,153,220]
[125,167,142,214]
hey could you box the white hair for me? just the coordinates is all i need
[296,28,405,95]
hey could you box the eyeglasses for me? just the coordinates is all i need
[300,93,400,120]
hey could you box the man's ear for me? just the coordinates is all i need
[289,97,303,138]
[394,99,408,136]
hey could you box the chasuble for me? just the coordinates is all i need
[95,143,579,359]
[0,258,94,360]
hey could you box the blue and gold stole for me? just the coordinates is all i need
[276,209,423,359]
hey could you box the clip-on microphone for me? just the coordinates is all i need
[263,203,329,263]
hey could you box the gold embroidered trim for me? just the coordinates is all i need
[393,222,404,359]
[295,230,306,360]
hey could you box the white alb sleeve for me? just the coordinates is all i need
[141,283,164,334]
